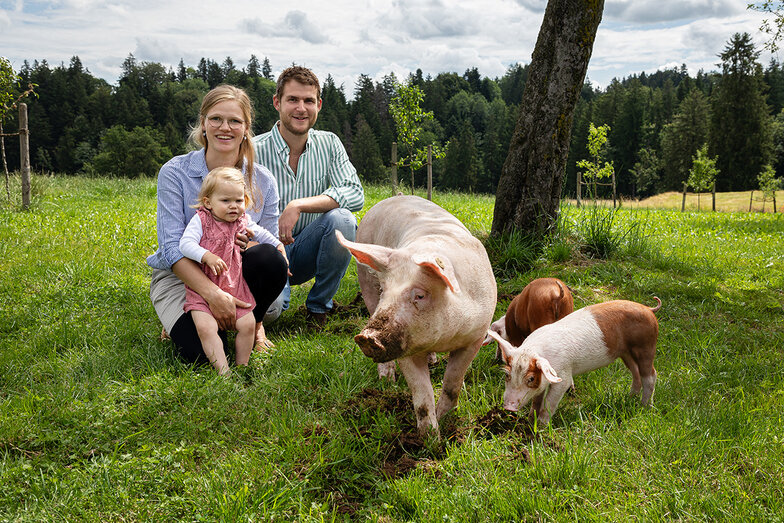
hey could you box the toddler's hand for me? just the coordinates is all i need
[202,252,228,276]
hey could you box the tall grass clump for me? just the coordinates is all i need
[484,229,542,279]
[567,204,653,259]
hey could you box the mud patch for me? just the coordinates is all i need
[474,407,536,439]
[343,387,413,417]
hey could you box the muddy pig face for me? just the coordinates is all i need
[336,231,461,363]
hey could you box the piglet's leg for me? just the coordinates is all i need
[535,379,571,426]
[436,341,481,421]
[397,353,438,437]
[620,353,642,396]
[377,361,397,381]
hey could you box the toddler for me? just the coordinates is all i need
[179,166,286,375]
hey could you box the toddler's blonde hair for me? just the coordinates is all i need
[192,167,250,209]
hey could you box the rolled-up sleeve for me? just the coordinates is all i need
[324,135,364,212]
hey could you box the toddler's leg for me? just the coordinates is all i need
[235,313,256,366]
[192,311,230,375]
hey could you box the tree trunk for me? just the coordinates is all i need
[491,0,604,236]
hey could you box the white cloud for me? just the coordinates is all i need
[0,0,775,92]
[605,0,742,24]
[0,10,11,30]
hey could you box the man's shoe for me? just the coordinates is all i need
[306,309,328,328]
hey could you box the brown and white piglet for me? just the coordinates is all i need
[484,277,574,358]
[487,298,661,425]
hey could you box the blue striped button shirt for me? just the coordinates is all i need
[252,122,365,236]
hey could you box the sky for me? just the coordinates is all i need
[0,0,778,96]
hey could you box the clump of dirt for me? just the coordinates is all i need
[474,407,536,438]
[344,387,413,417]
[301,424,329,439]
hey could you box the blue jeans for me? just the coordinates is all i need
[265,208,357,318]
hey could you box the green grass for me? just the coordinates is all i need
[1,175,783,521]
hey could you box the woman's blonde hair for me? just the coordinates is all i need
[188,84,260,210]
[192,166,250,209]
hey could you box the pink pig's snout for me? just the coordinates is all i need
[354,328,405,363]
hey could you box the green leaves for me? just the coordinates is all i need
[390,80,445,190]
[687,144,718,192]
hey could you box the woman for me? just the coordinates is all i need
[147,84,288,363]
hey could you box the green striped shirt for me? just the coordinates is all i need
[252,122,365,235]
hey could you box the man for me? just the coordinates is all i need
[253,66,364,326]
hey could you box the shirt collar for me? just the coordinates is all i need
[187,148,210,179]
[272,121,312,154]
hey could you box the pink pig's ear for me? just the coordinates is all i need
[412,253,461,293]
[535,356,561,384]
[334,230,393,271]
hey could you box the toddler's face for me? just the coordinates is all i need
[205,180,246,222]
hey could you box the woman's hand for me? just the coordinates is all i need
[172,258,251,331]
[206,287,252,331]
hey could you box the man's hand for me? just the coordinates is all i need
[277,243,293,276]
[278,203,301,245]
[202,251,228,276]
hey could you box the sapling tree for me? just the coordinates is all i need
[577,123,614,201]
[389,80,444,193]
[757,163,782,210]
[688,144,719,210]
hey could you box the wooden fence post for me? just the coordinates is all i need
[391,142,398,190]
[681,182,687,212]
[19,103,30,209]
[426,145,432,201]
[612,170,617,209]
[749,191,754,212]
[711,183,716,212]
[576,171,581,208]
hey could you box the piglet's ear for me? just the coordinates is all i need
[412,253,460,293]
[535,356,562,384]
[486,330,514,364]
[335,230,392,272]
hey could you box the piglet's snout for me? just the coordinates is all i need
[503,401,520,412]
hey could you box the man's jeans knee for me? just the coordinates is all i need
[282,208,357,314]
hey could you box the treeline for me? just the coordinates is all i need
[4,32,782,195]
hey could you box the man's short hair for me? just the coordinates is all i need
[276,66,321,100]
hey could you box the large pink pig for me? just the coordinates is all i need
[336,195,496,437]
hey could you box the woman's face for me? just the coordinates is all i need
[201,100,247,157]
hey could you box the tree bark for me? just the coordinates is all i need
[491,0,604,236]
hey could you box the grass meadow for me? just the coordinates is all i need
[1,175,783,521]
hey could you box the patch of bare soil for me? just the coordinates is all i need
[344,387,413,417]
[473,407,536,439]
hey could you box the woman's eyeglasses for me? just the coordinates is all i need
[206,116,244,130]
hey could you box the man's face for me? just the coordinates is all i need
[274,80,322,137]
